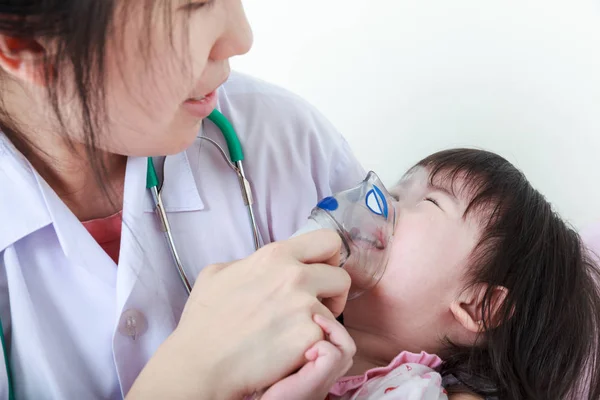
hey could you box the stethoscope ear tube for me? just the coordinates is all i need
[149,184,192,294]
[146,109,261,296]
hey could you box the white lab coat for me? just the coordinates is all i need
[0,72,366,399]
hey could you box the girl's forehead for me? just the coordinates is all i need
[394,166,460,198]
[391,166,429,196]
[393,165,492,224]
[400,165,479,198]
[400,165,430,184]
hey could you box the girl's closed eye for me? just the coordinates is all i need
[425,197,441,208]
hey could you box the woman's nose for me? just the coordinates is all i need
[210,1,253,61]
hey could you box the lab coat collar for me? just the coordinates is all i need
[143,150,205,213]
[0,135,53,252]
[33,167,119,285]
[0,132,204,253]
[0,134,116,284]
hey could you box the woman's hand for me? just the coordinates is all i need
[127,229,351,400]
[259,315,356,400]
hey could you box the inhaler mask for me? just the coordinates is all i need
[292,171,398,299]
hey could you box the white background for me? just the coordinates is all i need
[231,0,600,229]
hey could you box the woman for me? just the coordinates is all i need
[0,0,365,398]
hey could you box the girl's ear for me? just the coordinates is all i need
[450,284,508,333]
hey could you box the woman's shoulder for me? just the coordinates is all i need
[213,71,365,194]
[205,72,365,241]
[219,71,315,113]
[217,71,343,148]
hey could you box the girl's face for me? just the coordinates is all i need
[73,0,252,156]
[344,168,483,354]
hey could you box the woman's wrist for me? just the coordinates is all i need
[126,329,232,400]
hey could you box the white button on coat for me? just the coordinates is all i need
[0,72,365,399]
[117,309,148,340]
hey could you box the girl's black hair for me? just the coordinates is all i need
[415,149,600,399]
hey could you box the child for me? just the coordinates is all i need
[259,149,600,400]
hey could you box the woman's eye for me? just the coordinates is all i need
[183,0,215,11]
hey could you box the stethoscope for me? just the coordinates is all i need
[0,109,260,400]
[146,108,261,294]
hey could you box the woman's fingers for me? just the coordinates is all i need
[222,232,351,317]
[285,230,349,316]
[285,229,343,266]
[303,263,351,317]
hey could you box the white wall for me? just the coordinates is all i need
[231,0,600,229]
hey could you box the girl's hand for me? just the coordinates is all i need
[260,315,356,400]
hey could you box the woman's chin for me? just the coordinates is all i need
[118,134,197,157]
[154,125,201,156]
[164,134,198,155]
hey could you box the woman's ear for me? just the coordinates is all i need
[0,35,48,86]
[450,284,508,333]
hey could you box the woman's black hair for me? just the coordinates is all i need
[0,0,192,195]
[414,149,600,399]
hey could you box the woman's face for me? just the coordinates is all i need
[85,0,253,156]
[343,168,483,354]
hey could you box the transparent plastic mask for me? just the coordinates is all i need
[292,171,398,299]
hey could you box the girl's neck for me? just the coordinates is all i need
[345,324,447,377]
[345,327,398,376]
